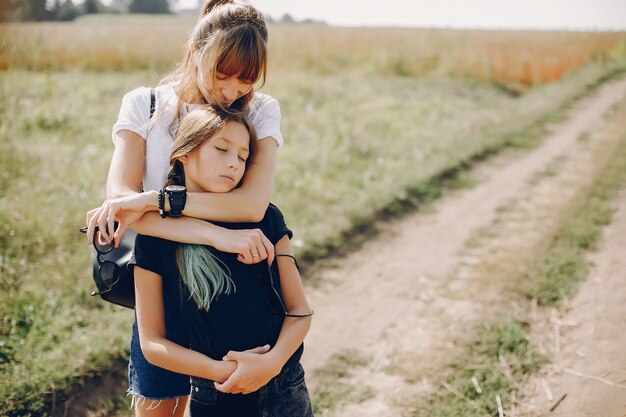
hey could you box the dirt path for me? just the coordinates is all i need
[518,192,626,417]
[301,76,626,416]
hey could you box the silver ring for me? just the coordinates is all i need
[252,253,259,258]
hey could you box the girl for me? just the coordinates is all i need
[133,105,313,416]
[86,1,286,415]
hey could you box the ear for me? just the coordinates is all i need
[190,42,198,55]
[178,155,190,165]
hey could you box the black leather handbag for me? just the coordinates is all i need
[82,88,156,309]
[88,226,137,309]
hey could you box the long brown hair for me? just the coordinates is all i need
[161,0,268,120]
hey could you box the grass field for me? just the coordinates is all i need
[1,14,626,416]
[3,16,626,90]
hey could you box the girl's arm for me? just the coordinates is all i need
[135,265,274,382]
[215,235,312,394]
[135,265,236,382]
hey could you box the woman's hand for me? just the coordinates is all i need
[85,191,157,246]
[214,345,281,394]
[210,227,275,265]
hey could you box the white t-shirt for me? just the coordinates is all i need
[112,83,283,192]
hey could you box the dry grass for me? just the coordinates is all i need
[2,15,626,91]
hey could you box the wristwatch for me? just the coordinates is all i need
[164,185,187,218]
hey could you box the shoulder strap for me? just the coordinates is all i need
[149,88,156,119]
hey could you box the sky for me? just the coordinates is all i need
[172,0,626,30]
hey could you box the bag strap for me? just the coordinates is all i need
[149,88,156,119]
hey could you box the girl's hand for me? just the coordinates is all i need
[210,228,275,265]
[85,191,156,246]
[214,345,280,394]
[211,344,271,384]
[212,359,238,384]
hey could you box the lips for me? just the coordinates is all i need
[220,174,235,183]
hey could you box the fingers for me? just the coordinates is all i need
[96,204,111,243]
[253,240,268,264]
[223,350,241,361]
[107,206,116,246]
[214,378,249,395]
[243,344,270,354]
[239,229,272,265]
[114,223,128,248]
[238,251,254,265]
[260,233,275,266]
[214,376,236,393]
[86,208,99,245]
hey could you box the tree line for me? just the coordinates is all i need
[3,0,175,22]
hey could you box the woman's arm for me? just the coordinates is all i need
[107,131,277,221]
[134,265,237,382]
[132,213,274,265]
[215,235,312,394]
[90,129,275,261]
[107,130,145,199]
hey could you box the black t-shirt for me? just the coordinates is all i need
[134,204,303,363]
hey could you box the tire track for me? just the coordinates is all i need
[302,76,626,416]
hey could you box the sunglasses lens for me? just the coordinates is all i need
[99,261,119,287]
[94,230,114,254]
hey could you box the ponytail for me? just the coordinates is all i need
[165,160,185,188]
[200,0,232,17]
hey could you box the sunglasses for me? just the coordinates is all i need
[80,223,120,296]
[265,255,313,318]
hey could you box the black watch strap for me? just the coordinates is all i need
[165,186,186,218]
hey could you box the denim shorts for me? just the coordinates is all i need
[128,320,191,400]
[189,359,313,417]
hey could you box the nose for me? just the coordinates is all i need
[221,82,238,103]
[220,80,249,104]
[221,86,237,103]
[227,153,241,170]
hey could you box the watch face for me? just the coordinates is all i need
[166,185,186,193]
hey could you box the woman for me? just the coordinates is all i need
[86,1,286,415]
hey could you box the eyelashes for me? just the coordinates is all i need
[215,146,247,162]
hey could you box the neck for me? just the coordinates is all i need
[175,84,210,105]
[184,180,204,193]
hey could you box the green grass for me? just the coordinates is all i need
[521,131,626,306]
[2,58,626,415]
[276,63,626,266]
[311,349,374,415]
[418,319,547,417]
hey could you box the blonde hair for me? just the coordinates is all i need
[162,0,268,120]
[166,105,257,311]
